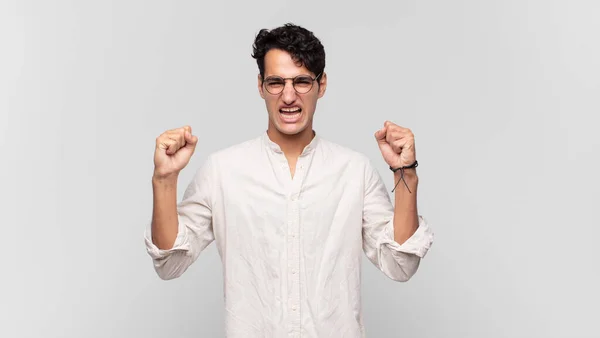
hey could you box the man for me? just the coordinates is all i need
[145,23,434,337]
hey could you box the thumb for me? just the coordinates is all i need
[374,127,387,142]
[184,131,198,150]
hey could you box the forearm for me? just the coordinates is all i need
[151,173,179,250]
[392,168,419,244]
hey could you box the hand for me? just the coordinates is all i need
[153,125,198,179]
[374,121,416,169]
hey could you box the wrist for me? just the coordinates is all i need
[390,160,419,193]
[152,171,179,185]
[395,168,418,180]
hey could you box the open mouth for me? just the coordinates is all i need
[279,107,302,122]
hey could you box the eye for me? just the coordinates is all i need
[265,79,284,87]
[294,77,312,86]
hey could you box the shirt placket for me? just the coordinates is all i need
[287,157,307,337]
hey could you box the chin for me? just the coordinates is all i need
[275,123,308,136]
[270,112,310,136]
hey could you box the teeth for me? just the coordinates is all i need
[281,107,300,113]
[280,111,301,120]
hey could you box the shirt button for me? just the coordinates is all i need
[291,306,297,311]
[291,269,296,274]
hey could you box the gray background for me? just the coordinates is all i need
[1,0,598,337]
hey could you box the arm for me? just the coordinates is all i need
[144,126,215,280]
[151,174,179,250]
[144,158,216,280]
[361,160,433,282]
[392,168,419,245]
[362,121,434,281]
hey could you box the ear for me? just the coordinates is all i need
[258,74,265,99]
[317,72,327,98]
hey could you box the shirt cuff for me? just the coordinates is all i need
[383,215,434,258]
[144,218,191,260]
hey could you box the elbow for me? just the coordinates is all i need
[390,263,419,282]
[391,275,411,282]
[154,263,186,281]
[151,252,190,281]
[384,253,421,282]
[145,233,194,281]
[156,269,183,281]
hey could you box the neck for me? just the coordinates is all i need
[267,125,315,158]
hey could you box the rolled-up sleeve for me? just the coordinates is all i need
[361,160,434,282]
[144,156,216,280]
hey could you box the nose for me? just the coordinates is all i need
[281,80,297,105]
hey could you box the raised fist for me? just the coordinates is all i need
[153,125,198,179]
[374,121,416,169]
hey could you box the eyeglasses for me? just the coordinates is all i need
[262,73,322,95]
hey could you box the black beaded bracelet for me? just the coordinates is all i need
[390,160,418,193]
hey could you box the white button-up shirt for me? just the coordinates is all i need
[144,131,434,337]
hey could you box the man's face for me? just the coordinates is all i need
[258,49,327,136]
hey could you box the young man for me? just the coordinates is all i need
[145,23,434,337]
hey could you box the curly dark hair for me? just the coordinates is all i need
[251,23,326,79]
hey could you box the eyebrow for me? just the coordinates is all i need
[264,74,313,81]
[264,76,284,81]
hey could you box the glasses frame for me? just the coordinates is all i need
[262,72,323,95]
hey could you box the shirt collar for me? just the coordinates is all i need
[261,130,320,156]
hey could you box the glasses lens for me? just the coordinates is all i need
[264,78,285,94]
[293,76,314,93]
